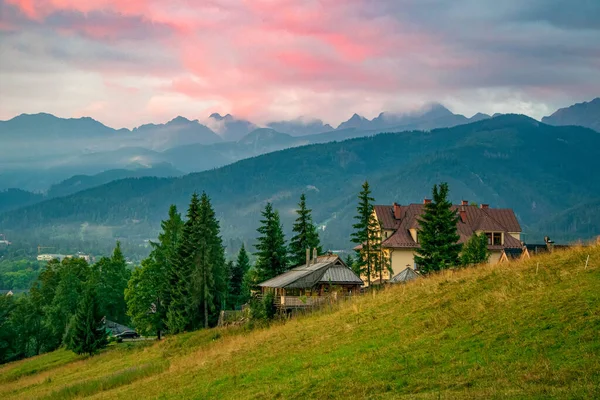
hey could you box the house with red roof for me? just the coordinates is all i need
[364,199,522,285]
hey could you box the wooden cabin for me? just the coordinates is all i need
[258,250,363,309]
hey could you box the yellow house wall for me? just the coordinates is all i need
[390,249,417,275]
[388,248,503,275]
[489,250,502,264]
[509,232,521,240]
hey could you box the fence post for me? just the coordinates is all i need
[585,255,590,270]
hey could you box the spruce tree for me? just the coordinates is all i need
[128,205,183,339]
[157,205,184,312]
[351,181,379,286]
[168,193,227,331]
[68,285,108,356]
[192,192,226,329]
[254,203,288,282]
[229,244,251,308]
[289,194,322,266]
[97,242,130,325]
[344,254,355,274]
[167,194,200,333]
[461,233,490,266]
[414,183,462,273]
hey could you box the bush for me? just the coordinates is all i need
[248,292,277,322]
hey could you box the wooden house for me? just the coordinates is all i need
[258,249,363,309]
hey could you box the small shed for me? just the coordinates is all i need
[389,267,419,283]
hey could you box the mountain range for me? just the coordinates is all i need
[2,114,599,257]
[541,97,600,132]
[3,99,597,193]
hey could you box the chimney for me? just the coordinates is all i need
[544,236,554,252]
[393,202,402,219]
[312,248,318,264]
[480,204,489,209]
[423,198,432,204]
[459,206,467,223]
[306,248,310,266]
[461,200,468,206]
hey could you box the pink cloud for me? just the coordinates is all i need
[8,0,582,126]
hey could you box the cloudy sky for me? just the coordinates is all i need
[0,0,598,128]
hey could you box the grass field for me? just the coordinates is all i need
[1,243,599,399]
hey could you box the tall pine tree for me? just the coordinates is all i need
[68,285,108,356]
[97,242,130,325]
[414,183,462,273]
[157,205,184,313]
[127,204,183,339]
[351,181,379,286]
[167,193,227,331]
[228,244,251,309]
[254,203,288,282]
[289,194,322,266]
[167,194,201,333]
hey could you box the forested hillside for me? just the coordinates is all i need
[1,115,599,254]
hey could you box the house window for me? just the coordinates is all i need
[493,233,502,246]
[485,232,502,245]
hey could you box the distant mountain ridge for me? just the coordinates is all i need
[542,97,600,132]
[335,103,492,132]
[0,164,184,214]
[2,115,599,254]
[206,113,257,141]
[266,118,334,136]
[1,98,596,193]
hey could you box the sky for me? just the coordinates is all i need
[0,0,599,129]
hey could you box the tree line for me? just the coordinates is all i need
[126,192,323,338]
[0,244,129,362]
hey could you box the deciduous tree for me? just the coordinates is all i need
[461,233,490,266]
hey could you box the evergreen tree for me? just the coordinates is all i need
[0,295,16,363]
[127,205,183,339]
[97,242,130,325]
[254,203,288,282]
[167,193,227,331]
[344,254,356,275]
[68,285,108,356]
[461,233,490,266]
[228,244,251,309]
[47,258,90,346]
[125,257,164,339]
[351,181,379,286]
[289,194,322,266]
[167,194,201,333]
[156,205,184,312]
[414,183,462,273]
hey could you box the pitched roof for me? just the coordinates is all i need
[258,255,363,289]
[375,203,522,250]
[389,267,419,283]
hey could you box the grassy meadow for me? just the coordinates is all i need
[1,243,599,399]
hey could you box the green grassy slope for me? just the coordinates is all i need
[1,244,599,399]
